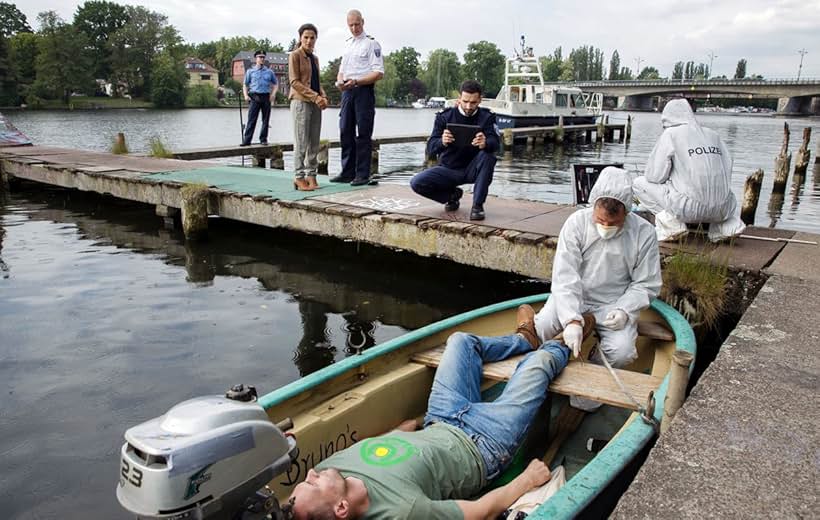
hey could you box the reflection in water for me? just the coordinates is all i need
[184,239,216,285]
[293,299,335,376]
[342,315,377,355]
[0,185,545,519]
[767,191,785,228]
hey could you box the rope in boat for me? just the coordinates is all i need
[597,347,660,433]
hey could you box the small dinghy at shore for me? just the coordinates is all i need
[116,293,694,519]
[260,293,694,518]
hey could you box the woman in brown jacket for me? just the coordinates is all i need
[289,23,329,191]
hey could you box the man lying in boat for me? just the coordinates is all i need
[285,311,594,520]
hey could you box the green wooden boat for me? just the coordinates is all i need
[258,293,695,518]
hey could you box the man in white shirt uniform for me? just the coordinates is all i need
[330,9,384,186]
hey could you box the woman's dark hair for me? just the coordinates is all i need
[298,23,318,37]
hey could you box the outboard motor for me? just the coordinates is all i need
[116,384,297,519]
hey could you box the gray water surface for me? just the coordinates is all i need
[1,107,818,519]
[0,186,541,519]
[8,107,819,232]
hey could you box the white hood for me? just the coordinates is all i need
[589,166,633,210]
[661,99,697,128]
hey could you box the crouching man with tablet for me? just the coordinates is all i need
[410,80,499,221]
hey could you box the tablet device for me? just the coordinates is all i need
[446,123,481,147]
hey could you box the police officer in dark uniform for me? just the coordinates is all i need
[241,49,279,146]
[410,80,499,221]
[330,9,385,186]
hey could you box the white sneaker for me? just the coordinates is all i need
[655,211,688,242]
[707,215,746,243]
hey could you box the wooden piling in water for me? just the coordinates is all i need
[815,137,819,164]
[661,349,694,434]
[252,153,266,168]
[180,183,209,240]
[502,128,514,149]
[270,146,284,169]
[793,127,812,178]
[317,141,329,175]
[554,116,564,144]
[155,204,180,230]
[596,116,605,143]
[625,115,632,141]
[371,143,380,175]
[741,169,764,225]
[772,122,791,193]
[111,132,128,155]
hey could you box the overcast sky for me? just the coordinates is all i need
[20,0,820,78]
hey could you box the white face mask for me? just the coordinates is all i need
[596,223,620,240]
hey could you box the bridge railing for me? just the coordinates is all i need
[569,78,820,87]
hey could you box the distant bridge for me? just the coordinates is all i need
[568,78,820,114]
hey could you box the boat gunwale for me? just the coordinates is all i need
[258,295,696,518]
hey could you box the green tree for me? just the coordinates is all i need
[637,66,660,79]
[608,50,620,80]
[734,58,746,79]
[618,66,634,80]
[0,35,15,104]
[320,56,342,105]
[212,36,280,85]
[389,46,420,102]
[33,11,93,103]
[73,1,128,81]
[287,38,298,52]
[185,83,218,107]
[109,5,182,99]
[0,2,31,37]
[672,61,684,79]
[9,31,37,101]
[151,51,186,107]
[375,54,398,105]
[463,40,504,96]
[539,46,563,82]
[421,48,460,97]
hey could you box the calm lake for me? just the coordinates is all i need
[1,108,818,519]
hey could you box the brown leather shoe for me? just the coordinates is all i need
[306,176,319,189]
[515,304,540,349]
[553,313,597,344]
[293,177,313,191]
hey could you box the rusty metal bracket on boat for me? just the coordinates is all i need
[640,391,660,434]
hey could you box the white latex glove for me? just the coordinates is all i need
[602,309,628,330]
[563,323,583,359]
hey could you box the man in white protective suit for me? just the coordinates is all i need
[534,166,662,411]
[633,99,746,242]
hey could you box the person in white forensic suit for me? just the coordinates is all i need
[633,99,746,242]
[534,167,662,410]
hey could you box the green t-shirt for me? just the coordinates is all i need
[316,423,486,519]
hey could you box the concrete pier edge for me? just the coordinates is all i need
[612,235,820,518]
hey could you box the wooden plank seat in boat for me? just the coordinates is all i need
[411,345,664,411]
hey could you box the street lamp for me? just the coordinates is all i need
[707,50,717,79]
[797,49,808,80]
[634,56,643,79]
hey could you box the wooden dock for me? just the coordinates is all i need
[171,118,629,171]
[0,144,795,280]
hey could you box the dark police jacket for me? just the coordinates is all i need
[426,107,499,170]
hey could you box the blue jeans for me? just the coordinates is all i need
[423,333,569,480]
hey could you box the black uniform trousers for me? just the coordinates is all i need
[339,85,375,181]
